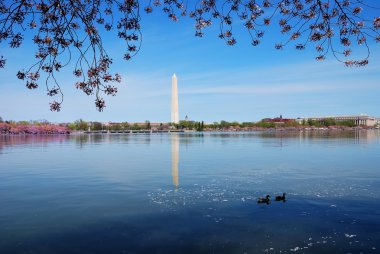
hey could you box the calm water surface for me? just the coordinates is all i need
[0,131,379,254]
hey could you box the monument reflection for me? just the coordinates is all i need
[171,134,180,188]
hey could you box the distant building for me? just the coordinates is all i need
[262,115,295,123]
[129,122,169,129]
[297,115,379,127]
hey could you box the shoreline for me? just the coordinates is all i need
[1,127,379,136]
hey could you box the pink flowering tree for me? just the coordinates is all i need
[0,123,11,133]
[0,122,70,134]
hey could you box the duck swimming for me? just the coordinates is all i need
[275,193,286,201]
[257,195,270,204]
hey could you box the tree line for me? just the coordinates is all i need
[0,116,372,134]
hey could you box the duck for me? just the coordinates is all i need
[257,195,270,204]
[275,193,286,201]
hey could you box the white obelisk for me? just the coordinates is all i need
[171,74,179,124]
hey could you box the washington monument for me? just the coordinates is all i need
[171,74,179,124]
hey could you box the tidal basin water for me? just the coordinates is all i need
[1,131,379,254]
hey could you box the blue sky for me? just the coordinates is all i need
[0,6,380,123]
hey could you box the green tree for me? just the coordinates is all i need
[91,122,103,131]
[307,119,321,127]
[74,119,89,131]
[130,123,141,130]
[255,121,276,128]
[339,120,356,127]
[109,123,122,131]
[240,122,255,128]
[283,120,299,127]
[145,121,151,130]
[195,122,201,131]
[18,121,30,125]
[220,120,230,128]
[197,121,205,131]
[121,122,130,130]
[179,120,198,130]
[321,118,336,127]
[67,123,76,130]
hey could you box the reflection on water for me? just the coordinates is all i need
[171,134,179,188]
[0,131,380,253]
[0,134,70,150]
[1,130,379,149]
